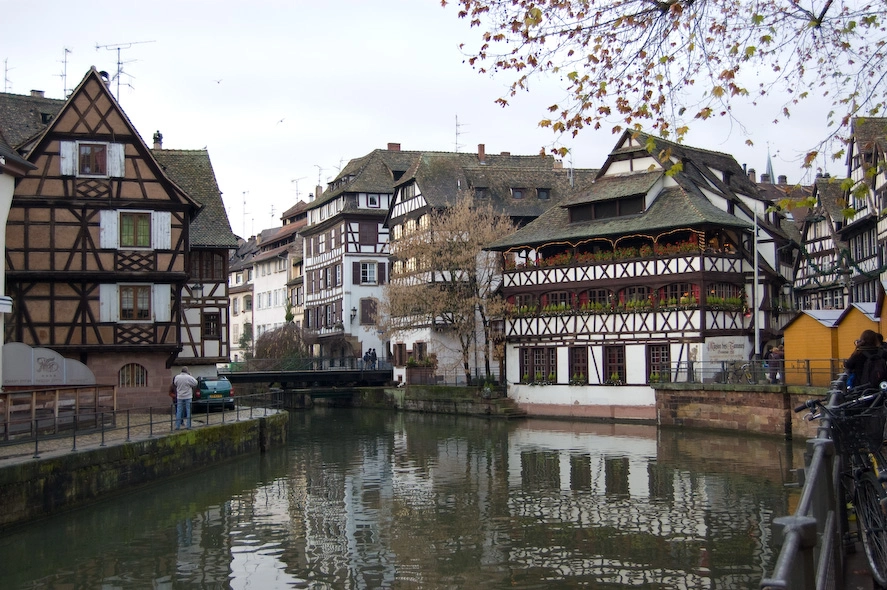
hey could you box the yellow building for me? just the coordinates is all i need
[782,303,879,386]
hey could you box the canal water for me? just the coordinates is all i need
[0,408,803,589]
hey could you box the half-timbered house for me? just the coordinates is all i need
[790,175,850,310]
[0,69,236,407]
[385,145,596,384]
[487,131,792,420]
[302,144,418,364]
[843,118,887,304]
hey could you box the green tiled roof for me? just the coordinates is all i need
[488,185,750,250]
[152,149,238,248]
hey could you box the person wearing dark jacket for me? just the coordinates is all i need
[845,329,883,389]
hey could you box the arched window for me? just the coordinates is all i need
[119,363,148,387]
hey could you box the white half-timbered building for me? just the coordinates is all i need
[302,144,417,364]
[385,145,596,384]
[487,131,793,419]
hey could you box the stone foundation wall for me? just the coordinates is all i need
[656,384,827,438]
[0,412,288,531]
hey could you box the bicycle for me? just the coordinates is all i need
[797,383,887,586]
[725,361,754,384]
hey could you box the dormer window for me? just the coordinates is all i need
[512,188,525,199]
[537,188,550,200]
[475,187,489,199]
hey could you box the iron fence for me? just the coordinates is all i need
[0,392,284,460]
[760,375,848,589]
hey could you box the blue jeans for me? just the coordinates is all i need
[176,398,192,429]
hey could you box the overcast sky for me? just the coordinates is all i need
[5,0,843,238]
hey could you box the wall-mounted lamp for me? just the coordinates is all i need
[350,307,357,323]
[190,282,203,297]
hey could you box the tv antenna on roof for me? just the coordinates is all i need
[291,177,307,199]
[454,115,468,153]
[3,58,14,93]
[58,48,72,97]
[95,40,155,100]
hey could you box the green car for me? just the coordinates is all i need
[193,376,235,411]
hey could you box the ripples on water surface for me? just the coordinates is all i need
[0,408,802,589]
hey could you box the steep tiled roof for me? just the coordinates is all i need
[0,91,64,150]
[561,171,662,206]
[391,151,598,221]
[853,117,887,153]
[310,149,421,208]
[488,185,750,250]
[614,131,762,197]
[152,149,238,248]
[0,131,33,173]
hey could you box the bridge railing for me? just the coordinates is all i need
[760,375,847,589]
[224,358,392,372]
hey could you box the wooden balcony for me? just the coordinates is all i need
[503,251,744,288]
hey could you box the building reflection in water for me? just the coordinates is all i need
[0,409,797,589]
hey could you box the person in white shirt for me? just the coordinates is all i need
[173,367,198,429]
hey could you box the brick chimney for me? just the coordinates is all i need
[778,175,787,185]
[761,173,771,183]
[748,168,756,183]
[478,144,486,163]
[30,90,45,98]
[153,131,163,150]
[387,143,401,151]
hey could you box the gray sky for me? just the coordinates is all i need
[5,0,842,238]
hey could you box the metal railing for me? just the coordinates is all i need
[0,392,284,460]
[648,359,842,387]
[225,357,392,372]
[760,375,848,589]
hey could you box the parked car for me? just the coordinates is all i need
[192,376,235,411]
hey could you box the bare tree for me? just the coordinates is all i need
[381,193,516,384]
[446,0,887,164]
[254,323,310,367]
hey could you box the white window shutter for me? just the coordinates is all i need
[99,284,119,322]
[99,210,119,249]
[153,284,171,322]
[59,141,75,175]
[108,143,125,177]
[152,211,171,249]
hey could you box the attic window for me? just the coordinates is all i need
[475,187,489,199]
[569,195,645,223]
[512,188,525,199]
[368,194,380,208]
[537,188,550,200]
[40,112,53,124]
[79,143,107,176]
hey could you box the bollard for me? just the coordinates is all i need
[33,420,40,459]
[99,412,106,446]
[71,413,77,451]
[149,407,154,437]
[125,409,131,442]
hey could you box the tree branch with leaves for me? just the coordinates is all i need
[445,0,887,163]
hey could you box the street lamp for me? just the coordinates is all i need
[350,307,357,323]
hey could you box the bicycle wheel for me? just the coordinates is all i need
[742,368,754,384]
[855,470,887,586]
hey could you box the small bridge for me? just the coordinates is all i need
[219,358,393,390]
